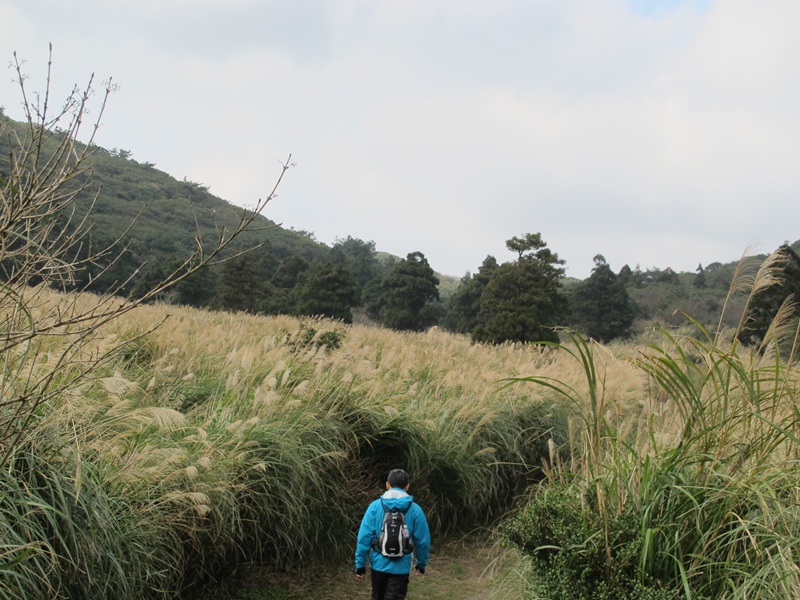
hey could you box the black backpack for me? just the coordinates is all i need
[373,500,414,559]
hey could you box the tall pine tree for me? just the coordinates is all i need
[217,254,262,313]
[370,252,440,331]
[292,262,359,323]
[472,233,567,345]
[443,255,498,334]
[569,255,635,343]
[741,245,800,347]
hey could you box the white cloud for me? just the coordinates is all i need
[3,0,799,278]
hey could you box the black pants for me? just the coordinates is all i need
[370,569,410,600]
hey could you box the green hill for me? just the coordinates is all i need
[0,112,327,269]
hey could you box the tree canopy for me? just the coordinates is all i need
[471,233,567,345]
[741,245,800,348]
[569,255,635,343]
[292,262,359,323]
[217,254,263,313]
[443,255,498,334]
[330,236,382,295]
[369,251,440,331]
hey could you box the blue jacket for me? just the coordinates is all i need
[355,488,431,575]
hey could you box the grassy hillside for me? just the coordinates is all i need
[0,112,327,267]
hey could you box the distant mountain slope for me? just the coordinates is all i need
[0,113,328,271]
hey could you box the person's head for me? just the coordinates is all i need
[386,469,410,490]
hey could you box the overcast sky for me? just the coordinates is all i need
[2,0,799,279]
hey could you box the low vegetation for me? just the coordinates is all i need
[11,267,800,599]
[500,255,800,599]
[1,296,570,598]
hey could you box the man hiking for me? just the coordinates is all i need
[354,469,431,600]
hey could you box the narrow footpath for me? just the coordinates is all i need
[234,539,522,600]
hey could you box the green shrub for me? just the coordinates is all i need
[501,482,673,600]
[280,322,346,354]
[178,376,224,412]
[119,334,161,368]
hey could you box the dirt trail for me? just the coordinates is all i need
[235,539,520,600]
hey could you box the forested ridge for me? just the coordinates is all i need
[2,108,798,346]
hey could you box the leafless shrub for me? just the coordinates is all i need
[0,46,291,468]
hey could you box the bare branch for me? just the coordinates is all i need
[0,53,292,467]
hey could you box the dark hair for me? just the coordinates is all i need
[387,469,409,489]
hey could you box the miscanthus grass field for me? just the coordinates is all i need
[1,291,567,599]
[5,272,800,599]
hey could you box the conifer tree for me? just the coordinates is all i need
[741,244,800,347]
[370,251,440,331]
[569,255,635,343]
[293,262,359,323]
[472,233,567,345]
[272,255,310,289]
[444,255,498,334]
[217,254,262,313]
[693,264,707,289]
[330,236,381,299]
